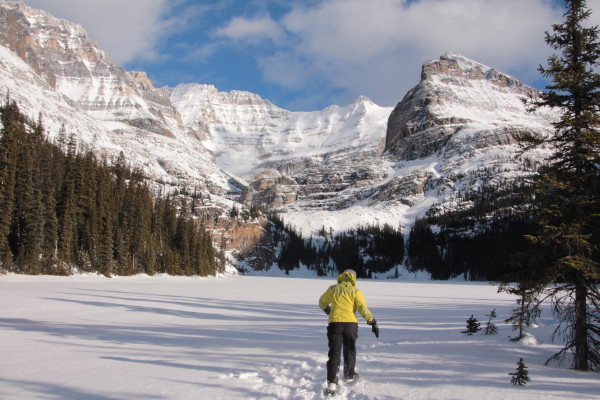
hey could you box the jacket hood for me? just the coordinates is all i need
[337,270,356,286]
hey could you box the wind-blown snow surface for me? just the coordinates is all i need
[1,274,598,399]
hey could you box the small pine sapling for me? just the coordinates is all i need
[499,283,541,342]
[461,314,481,335]
[484,309,498,335]
[509,358,531,386]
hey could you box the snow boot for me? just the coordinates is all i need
[324,382,338,396]
[344,373,359,384]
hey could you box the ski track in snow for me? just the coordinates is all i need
[1,274,599,400]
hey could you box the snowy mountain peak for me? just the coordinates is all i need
[352,95,373,104]
[0,1,189,135]
[0,2,231,194]
[169,82,392,179]
[169,83,276,108]
[438,51,490,69]
[0,1,109,80]
[0,2,561,247]
[4,1,89,41]
[422,51,525,91]
[385,52,551,159]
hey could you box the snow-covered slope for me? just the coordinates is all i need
[235,53,557,236]
[0,1,229,194]
[385,51,554,160]
[0,2,559,242]
[169,83,391,178]
[0,2,175,136]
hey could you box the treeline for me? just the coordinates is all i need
[262,182,534,281]
[269,214,404,278]
[0,100,218,276]
[407,182,535,280]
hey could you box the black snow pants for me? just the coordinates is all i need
[326,322,358,383]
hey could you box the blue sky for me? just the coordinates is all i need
[20,0,598,111]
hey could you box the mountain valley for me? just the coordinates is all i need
[0,2,559,275]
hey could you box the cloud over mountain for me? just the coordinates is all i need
[216,0,567,108]
[19,0,600,111]
[22,0,190,64]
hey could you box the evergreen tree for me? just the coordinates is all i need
[408,218,444,279]
[76,151,99,272]
[0,100,218,277]
[10,110,46,271]
[94,164,114,276]
[216,235,227,274]
[173,200,192,275]
[484,309,498,335]
[56,149,78,273]
[509,358,531,386]
[128,184,153,274]
[461,315,481,335]
[523,0,600,371]
[111,157,130,275]
[40,180,59,271]
[0,112,19,269]
[11,126,36,268]
[499,283,541,342]
[38,138,60,272]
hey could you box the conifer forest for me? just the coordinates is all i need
[0,100,219,277]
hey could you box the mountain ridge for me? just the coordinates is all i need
[168,81,391,179]
[0,1,558,248]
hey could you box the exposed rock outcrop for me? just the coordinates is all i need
[384,52,547,160]
[0,2,229,195]
[0,1,560,244]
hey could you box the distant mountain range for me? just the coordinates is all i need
[0,1,557,244]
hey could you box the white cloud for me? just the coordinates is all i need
[22,0,187,64]
[230,0,567,107]
[21,0,599,110]
[215,14,285,44]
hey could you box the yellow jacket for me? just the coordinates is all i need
[319,270,374,324]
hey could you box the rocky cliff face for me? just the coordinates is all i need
[169,83,391,178]
[0,2,559,242]
[278,53,557,235]
[0,2,178,136]
[384,52,551,160]
[168,83,393,211]
[0,2,229,195]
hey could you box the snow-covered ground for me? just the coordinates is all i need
[1,274,598,399]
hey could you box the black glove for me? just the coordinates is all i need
[323,305,331,315]
[368,318,379,338]
[372,323,380,338]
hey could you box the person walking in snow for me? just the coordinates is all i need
[319,269,379,394]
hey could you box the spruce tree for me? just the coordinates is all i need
[0,99,218,278]
[509,358,531,386]
[57,151,78,273]
[484,309,498,335]
[38,135,59,272]
[12,127,35,266]
[173,200,192,275]
[0,113,19,269]
[77,152,99,271]
[499,283,541,342]
[461,315,481,335]
[40,180,59,271]
[95,165,115,276]
[523,0,600,371]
